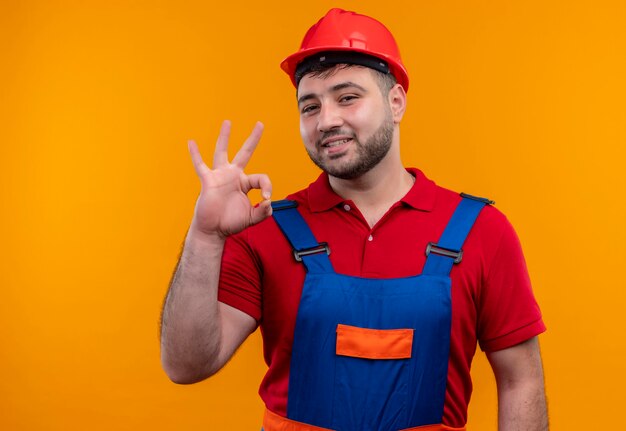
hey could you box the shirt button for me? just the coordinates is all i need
[368,234,374,241]
[343,204,351,211]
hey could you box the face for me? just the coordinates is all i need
[297,66,396,180]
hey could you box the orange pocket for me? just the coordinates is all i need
[335,324,413,359]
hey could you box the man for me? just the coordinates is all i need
[161,8,547,431]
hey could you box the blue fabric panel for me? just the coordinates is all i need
[422,197,487,277]
[271,200,333,274]
[300,253,334,274]
[287,273,451,430]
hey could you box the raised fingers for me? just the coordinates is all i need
[212,120,232,168]
[188,139,210,177]
[232,122,264,169]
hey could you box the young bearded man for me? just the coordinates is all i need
[160,8,548,431]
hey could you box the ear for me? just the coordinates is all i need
[388,84,407,124]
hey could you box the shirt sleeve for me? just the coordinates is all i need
[218,229,263,322]
[477,215,546,352]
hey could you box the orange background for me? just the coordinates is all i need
[1,1,625,429]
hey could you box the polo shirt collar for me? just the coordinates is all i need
[307,167,437,213]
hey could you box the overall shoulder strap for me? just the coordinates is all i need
[271,200,334,274]
[422,193,494,277]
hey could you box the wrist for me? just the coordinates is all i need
[186,224,227,248]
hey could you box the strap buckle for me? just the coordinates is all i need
[293,242,330,262]
[460,192,495,205]
[425,242,463,264]
[271,199,298,210]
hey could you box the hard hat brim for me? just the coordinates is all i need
[281,46,410,92]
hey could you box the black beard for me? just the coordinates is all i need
[306,117,394,180]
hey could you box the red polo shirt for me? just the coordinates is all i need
[218,168,545,428]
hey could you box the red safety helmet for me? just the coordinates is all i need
[281,8,409,92]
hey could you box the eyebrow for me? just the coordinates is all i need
[297,81,368,105]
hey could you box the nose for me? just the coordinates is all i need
[317,103,343,133]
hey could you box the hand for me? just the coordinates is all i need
[188,120,272,239]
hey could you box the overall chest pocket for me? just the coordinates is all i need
[332,324,414,431]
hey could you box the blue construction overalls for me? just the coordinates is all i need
[263,194,491,431]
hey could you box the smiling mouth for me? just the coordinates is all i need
[322,138,352,148]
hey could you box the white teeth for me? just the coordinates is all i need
[325,138,350,147]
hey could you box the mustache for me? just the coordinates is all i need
[316,130,356,147]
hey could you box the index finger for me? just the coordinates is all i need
[231,122,264,169]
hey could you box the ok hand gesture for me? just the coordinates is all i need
[188,120,272,239]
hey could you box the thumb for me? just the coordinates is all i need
[249,199,273,226]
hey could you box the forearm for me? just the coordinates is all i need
[489,337,549,431]
[497,376,548,431]
[160,228,226,383]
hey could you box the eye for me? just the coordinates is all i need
[339,94,358,104]
[300,104,319,115]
